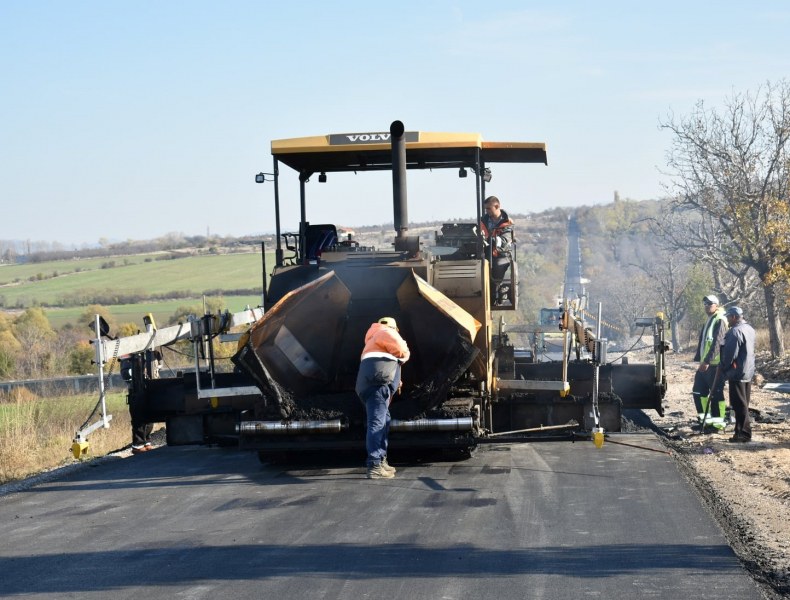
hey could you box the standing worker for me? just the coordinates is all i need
[130,408,154,454]
[480,196,514,305]
[692,294,728,432]
[719,306,756,443]
[127,351,160,454]
[355,317,410,479]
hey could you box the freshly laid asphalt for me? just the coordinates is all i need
[0,434,764,599]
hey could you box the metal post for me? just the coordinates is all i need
[299,173,307,225]
[298,173,309,264]
[71,316,114,458]
[596,302,602,339]
[589,301,606,447]
[473,146,492,384]
[193,314,202,395]
[95,315,108,429]
[261,241,267,307]
[591,302,602,426]
[561,299,570,388]
[273,158,283,267]
[205,313,216,390]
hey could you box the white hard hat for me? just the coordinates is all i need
[378,317,398,330]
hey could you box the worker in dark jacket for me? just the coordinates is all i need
[719,306,756,443]
[480,195,514,305]
[692,295,728,431]
[355,317,410,479]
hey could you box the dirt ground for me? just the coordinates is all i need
[650,350,790,599]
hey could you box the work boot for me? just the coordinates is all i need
[381,457,397,474]
[367,463,395,479]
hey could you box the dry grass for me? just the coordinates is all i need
[0,388,132,484]
[754,327,790,353]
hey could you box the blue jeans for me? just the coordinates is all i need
[356,357,401,467]
[364,385,391,467]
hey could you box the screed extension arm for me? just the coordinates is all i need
[99,307,264,359]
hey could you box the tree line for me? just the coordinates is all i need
[0,299,231,382]
[0,232,275,264]
[523,81,789,358]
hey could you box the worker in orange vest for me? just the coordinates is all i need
[355,317,410,479]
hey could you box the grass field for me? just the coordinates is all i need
[0,250,273,330]
[0,389,132,484]
[0,249,274,483]
[0,253,159,285]
[45,294,264,330]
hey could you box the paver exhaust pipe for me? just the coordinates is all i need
[390,120,419,254]
[391,119,408,239]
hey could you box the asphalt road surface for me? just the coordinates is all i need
[0,434,764,599]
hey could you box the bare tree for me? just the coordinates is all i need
[649,209,762,308]
[631,243,693,351]
[588,267,655,337]
[660,81,790,357]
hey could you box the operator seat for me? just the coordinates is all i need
[304,224,338,262]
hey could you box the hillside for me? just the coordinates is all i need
[0,212,570,331]
[2,196,784,357]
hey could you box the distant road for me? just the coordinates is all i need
[563,214,583,299]
[0,436,764,599]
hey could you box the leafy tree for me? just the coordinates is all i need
[167,297,226,326]
[660,80,790,357]
[81,304,116,336]
[117,322,141,337]
[0,312,13,334]
[12,307,56,378]
[69,341,95,375]
[0,329,20,379]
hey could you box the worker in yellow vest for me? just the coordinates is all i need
[692,295,728,431]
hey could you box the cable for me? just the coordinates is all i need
[576,433,671,454]
[604,326,651,365]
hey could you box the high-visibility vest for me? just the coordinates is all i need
[480,210,513,257]
[699,309,726,365]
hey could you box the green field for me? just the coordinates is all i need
[0,250,273,330]
[44,295,264,330]
[0,251,271,306]
[0,253,159,285]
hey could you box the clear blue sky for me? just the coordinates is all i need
[2,1,789,247]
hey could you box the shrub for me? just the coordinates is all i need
[69,341,95,375]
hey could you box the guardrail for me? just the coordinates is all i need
[0,374,127,396]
